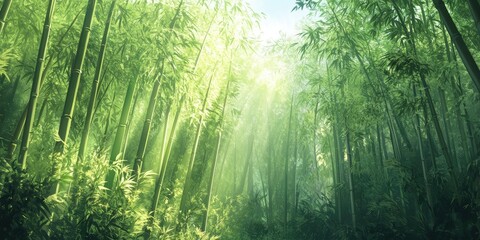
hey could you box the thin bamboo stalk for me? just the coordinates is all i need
[78,0,117,162]
[432,0,480,92]
[0,0,12,34]
[17,0,56,168]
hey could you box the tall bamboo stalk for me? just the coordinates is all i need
[54,0,97,155]
[441,25,472,162]
[7,8,81,154]
[78,0,117,162]
[6,107,26,161]
[345,130,356,229]
[143,105,170,240]
[106,76,137,188]
[432,0,480,92]
[51,0,97,195]
[292,126,299,220]
[201,70,231,232]
[35,91,49,127]
[413,85,434,212]
[419,72,459,188]
[132,0,184,177]
[330,7,413,151]
[158,6,214,176]
[0,0,12,34]
[179,71,215,216]
[132,68,163,176]
[312,83,321,179]
[7,6,81,162]
[284,93,294,231]
[17,0,56,168]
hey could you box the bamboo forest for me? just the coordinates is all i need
[1,0,480,239]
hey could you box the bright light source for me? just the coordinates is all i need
[257,69,277,88]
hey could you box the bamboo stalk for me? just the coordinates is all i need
[202,68,232,232]
[54,0,97,155]
[52,0,97,195]
[78,0,117,162]
[17,0,56,168]
[132,0,184,179]
[179,70,215,216]
[432,0,480,92]
[0,0,12,34]
[106,76,137,189]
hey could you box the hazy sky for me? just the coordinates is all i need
[246,0,307,41]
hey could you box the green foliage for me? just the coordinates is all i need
[0,0,479,239]
[383,52,430,78]
[0,48,15,78]
[0,159,50,239]
[49,156,154,239]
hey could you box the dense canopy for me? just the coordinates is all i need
[0,0,479,239]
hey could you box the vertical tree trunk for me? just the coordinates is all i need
[284,94,294,231]
[332,94,343,223]
[423,105,438,171]
[6,106,26,161]
[385,110,406,210]
[202,70,232,232]
[132,69,163,177]
[78,0,117,162]
[160,95,185,182]
[35,91,49,127]
[345,131,356,229]
[438,88,460,169]
[331,121,341,219]
[178,71,215,219]
[413,85,434,212]
[106,76,137,188]
[54,0,97,156]
[0,0,12,34]
[312,83,321,178]
[449,32,479,158]
[292,127,299,220]
[376,124,386,176]
[441,26,472,162]
[17,0,56,168]
[266,138,274,231]
[143,105,170,240]
[463,104,478,158]
[419,73,458,189]
[122,86,140,157]
[35,9,83,131]
[376,123,385,173]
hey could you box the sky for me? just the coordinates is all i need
[246,0,308,42]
